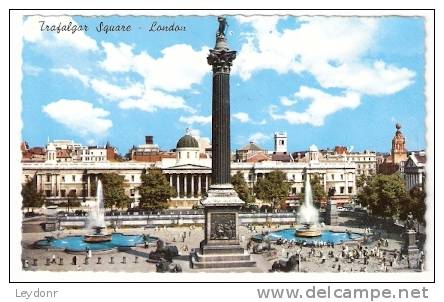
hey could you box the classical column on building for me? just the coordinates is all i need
[206,174,210,191]
[87,174,91,197]
[36,173,41,192]
[184,174,188,198]
[191,174,195,197]
[51,174,56,197]
[176,174,180,198]
[56,174,61,197]
[169,174,173,187]
[193,16,254,269]
[198,174,202,195]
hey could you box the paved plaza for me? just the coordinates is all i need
[21,215,421,273]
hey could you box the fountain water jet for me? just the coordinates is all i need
[296,172,321,237]
[84,179,111,243]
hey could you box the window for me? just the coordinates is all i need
[292,174,296,180]
[72,175,76,182]
[348,187,353,194]
[301,187,305,193]
[45,190,51,197]
[292,187,297,194]
[61,176,65,182]
[131,175,135,182]
[187,152,190,159]
[340,174,343,180]
[331,174,334,180]
[130,189,135,197]
[60,190,66,197]
[46,175,51,182]
[340,187,345,194]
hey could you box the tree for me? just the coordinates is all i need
[138,169,174,211]
[100,173,130,210]
[231,171,255,206]
[254,170,290,209]
[297,174,327,208]
[356,173,408,218]
[356,174,371,189]
[21,178,44,212]
[399,185,426,224]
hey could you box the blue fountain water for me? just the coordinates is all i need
[256,229,363,245]
[35,233,158,252]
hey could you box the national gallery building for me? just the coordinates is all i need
[21,134,357,209]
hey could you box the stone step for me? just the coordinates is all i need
[192,258,256,269]
[195,252,252,262]
[200,245,244,255]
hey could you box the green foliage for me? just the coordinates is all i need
[231,171,255,205]
[399,185,426,224]
[100,173,130,210]
[21,177,44,211]
[138,169,174,211]
[356,173,409,218]
[356,174,370,189]
[254,170,290,209]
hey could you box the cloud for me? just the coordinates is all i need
[42,99,112,136]
[233,112,267,125]
[23,16,98,51]
[23,63,43,76]
[234,16,415,125]
[270,86,360,126]
[95,42,211,113]
[179,115,212,125]
[248,132,271,144]
[280,96,298,107]
[118,89,193,112]
[234,17,415,95]
[100,42,210,92]
[90,79,144,101]
[51,66,90,87]
[233,112,251,123]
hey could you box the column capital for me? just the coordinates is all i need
[207,48,236,74]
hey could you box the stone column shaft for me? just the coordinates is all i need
[211,72,231,185]
[191,174,194,196]
[198,174,202,195]
[87,174,91,197]
[176,174,180,198]
[183,174,187,197]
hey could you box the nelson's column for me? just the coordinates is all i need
[191,16,255,269]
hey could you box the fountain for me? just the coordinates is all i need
[253,171,363,245]
[34,178,159,252]
[296,172,321,237]
[83,180,111,243]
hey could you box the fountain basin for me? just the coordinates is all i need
[34,233,158,252]
[254,229,363,245]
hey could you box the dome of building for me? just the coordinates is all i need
[176,134,199,149]
[309,144,318,152]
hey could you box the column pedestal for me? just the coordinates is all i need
[192,184,255,268]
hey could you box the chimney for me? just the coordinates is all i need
[145,136,154,144]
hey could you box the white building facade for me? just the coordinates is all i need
[22,145,356,209]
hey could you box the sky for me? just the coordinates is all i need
[21,15,426,154]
